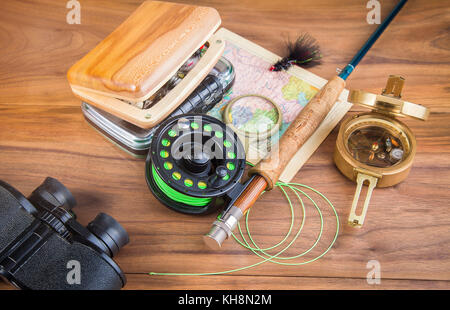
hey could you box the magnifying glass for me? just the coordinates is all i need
[223,94,282,142]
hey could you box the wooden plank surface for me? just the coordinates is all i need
[0,0,449,290]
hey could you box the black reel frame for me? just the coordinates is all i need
[146,114,247,215]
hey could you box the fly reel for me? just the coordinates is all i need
[146,114,246,215]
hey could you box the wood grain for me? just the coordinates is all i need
[0,0,449,290]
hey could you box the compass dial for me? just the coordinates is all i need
[346,125,405,168]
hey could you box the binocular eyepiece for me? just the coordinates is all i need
[0,177,129,290]
[27,177,129,257]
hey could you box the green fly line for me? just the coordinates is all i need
[151,164,212,207]
[149,168,340,276]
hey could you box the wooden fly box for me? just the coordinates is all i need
[67,1,224,129]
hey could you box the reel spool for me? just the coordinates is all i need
[146,114,246,215]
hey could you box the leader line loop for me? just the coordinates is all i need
[149,181,339,276]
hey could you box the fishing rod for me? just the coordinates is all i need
[204,0,409,248]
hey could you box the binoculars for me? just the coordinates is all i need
[0,177,129,290]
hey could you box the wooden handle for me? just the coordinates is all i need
[234,175,267,214]
[249,75,346,189]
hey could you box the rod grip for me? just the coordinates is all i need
[234,175,268,214]
[249,75,346,189]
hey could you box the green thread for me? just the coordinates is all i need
[159,150,169,158]
[223,140,232,148]
[203,124,212,132]
[152,164,211,207]
[197,181,207,189]
[227,152,236,159]
[226,162,235,170]
[149,179,339,276]
[171,172,181,180]
[184,179,193,187]
[163,162,173,170]
[161,139,170,147]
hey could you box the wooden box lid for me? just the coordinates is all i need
[67,1,221,102]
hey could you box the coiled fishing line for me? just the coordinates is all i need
[149,180,339,276]
[151,163,212,207]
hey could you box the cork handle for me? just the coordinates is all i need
[249,75,346,189]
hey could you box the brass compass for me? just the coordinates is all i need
[334,75,429,227]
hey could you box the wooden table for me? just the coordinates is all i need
[0,0,449,290]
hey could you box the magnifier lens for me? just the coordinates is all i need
[227,96,280,135]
